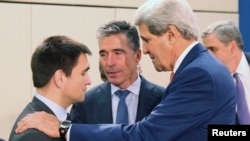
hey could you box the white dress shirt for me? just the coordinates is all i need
[173,41,198,73]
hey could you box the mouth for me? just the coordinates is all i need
[107,71,117,77]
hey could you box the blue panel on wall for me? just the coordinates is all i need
[239,0,250,52]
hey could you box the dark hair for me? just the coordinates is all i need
[31,35,92,88]
[97,20,140,52]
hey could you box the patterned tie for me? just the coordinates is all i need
[233,73,250,124]
[115,89,130,124]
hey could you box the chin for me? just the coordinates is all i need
[78,95,85,102]
[153,65,162,72]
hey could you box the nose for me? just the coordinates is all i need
[85,74,91,85]
[106,53,116,66]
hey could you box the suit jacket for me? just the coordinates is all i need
[69,43,236,141]
[9,97,63,141]
[245,52,250,64]
[70,75,165,124]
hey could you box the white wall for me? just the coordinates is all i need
[0,0,238,140]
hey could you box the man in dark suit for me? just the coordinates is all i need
[9,35,92,141]
[70,21,164,125]
[15,0,236,140]
[202,20,250,124]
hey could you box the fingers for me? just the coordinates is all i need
[15,113,36,133]
[15,111,61,138]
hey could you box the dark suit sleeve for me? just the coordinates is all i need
[69,67,235,141]
[70,102,87,123]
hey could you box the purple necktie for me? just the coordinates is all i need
[115,89,130,124]
[234,73,250,124]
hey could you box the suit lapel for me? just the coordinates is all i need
[175,43,207,77]
[135,76,155,122]
[96,82,113,122]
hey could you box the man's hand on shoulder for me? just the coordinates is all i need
[15,111,60,138]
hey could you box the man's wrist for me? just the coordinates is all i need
[59,120,71,140]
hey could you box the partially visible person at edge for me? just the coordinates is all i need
[15,0,236,140]
[202,20,250,124]
[70,20,164,125]
[9,35,92,141]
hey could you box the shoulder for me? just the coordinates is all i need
[139,75,165,93]
[86,82,110,96]
[10,129,52,141]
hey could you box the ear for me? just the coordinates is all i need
[166,25,179,43]
[229,40,238,53]
[54,70,65,88]
[135,49,142,62]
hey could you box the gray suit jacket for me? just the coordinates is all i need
[9,97,63,141]
[70,75,164,124]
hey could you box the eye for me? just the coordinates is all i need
[115,50,122,55]
[207,47,217,53]
[100,52,107,58]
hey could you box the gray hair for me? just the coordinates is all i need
[97,20,140,52]
[134,0,200,40]
[202,20,244,50]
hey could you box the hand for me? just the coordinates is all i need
[15,111,60,138]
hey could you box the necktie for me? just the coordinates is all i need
[169,71,174,82]
[66,113,71,121]
[115,89,130,124]
[233,73,250,124]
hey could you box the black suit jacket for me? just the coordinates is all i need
[9,97,63,141]
[70,75,164,124]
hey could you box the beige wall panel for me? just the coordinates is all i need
[1,0,238,11]
[188,0,238,12]
[76,0,145,8]
[32,5,115,90]
[195,12,239,42]
[0,3,32,140]
[2,0,75,4]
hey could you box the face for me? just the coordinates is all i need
[99,33,141,89]
[202,33,234,72]
[138,23,172,72]
[63,54,91,104]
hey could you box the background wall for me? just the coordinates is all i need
[0,0,238,140]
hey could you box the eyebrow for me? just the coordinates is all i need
[99,48,125,55]
[83,66,90,72]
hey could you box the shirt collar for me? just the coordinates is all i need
[111,74,141,96]
[236,52,250,77]
[173,41,199,73]
[34,93,68,121]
